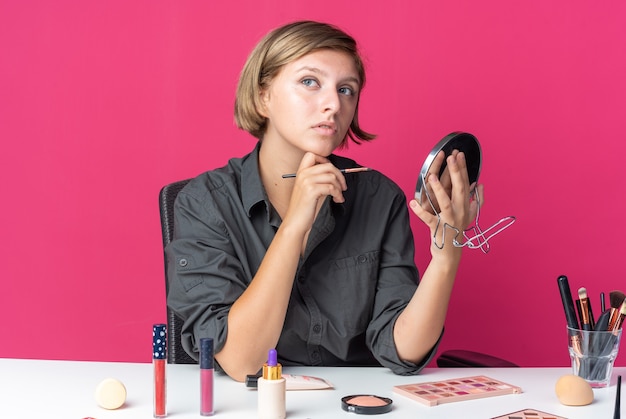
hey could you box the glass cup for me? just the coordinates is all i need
[567,326,622,388]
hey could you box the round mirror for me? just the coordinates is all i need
[414,131,514,253]
[415,131,482,204]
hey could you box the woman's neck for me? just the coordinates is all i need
[257,140,302,219]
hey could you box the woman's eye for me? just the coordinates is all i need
[301,78,319,88]
[339,86,355,96]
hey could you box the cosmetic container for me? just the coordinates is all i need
[258,349,286,419]
[200,338,215,416]
[153,324,167,418]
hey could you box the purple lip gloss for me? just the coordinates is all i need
[200,338,214,416]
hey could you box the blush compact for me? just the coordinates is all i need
[341,394,393,415]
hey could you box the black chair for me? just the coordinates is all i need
[159,179,518,368]
[436,349,518,368]
[159,178,196,364]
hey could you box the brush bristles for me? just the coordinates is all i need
[620,301,626,315]
[610,290,626,309]
[578,287,588,300]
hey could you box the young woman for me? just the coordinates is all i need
[166,20,482,382]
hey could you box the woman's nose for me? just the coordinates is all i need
[322,89,340,113]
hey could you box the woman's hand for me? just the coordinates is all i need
[416,150,455,214]
[282,152,347,234]
[409,151,484,256]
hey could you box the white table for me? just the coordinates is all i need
[0,358,623,418]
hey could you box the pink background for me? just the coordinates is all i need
[2,1,625,367]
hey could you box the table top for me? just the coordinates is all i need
[0,358,623,418]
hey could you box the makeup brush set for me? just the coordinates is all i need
[557,275,626,334]
[557,275,625,385]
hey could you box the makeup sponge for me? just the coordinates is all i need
[555,374,593,406]
[95,378,127,409]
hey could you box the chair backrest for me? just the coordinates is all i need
[159,179,196,364]
[436,349,518,368]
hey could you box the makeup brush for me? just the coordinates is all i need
[578,287,594,331]
[614,375,621,419]
[597,310,611,333]
[611,301,626,334]
[607,291,626,331]
[575,299,584,329]
[557,275,580,333]
[281,167,371,178]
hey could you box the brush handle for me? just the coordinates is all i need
[596,310,611,332]
[615,375,621,419]
[577,299,594,331]
[608,309,621,332]
[588,299,596,329]
[557,275,580,332]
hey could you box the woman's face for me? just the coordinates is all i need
[260,49,360,157]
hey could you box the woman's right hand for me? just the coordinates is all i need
[282,152,347,233]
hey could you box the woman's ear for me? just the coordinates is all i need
[257,89,269,118]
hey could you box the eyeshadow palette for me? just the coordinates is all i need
[491,408,567,419]
[393,375,522,406]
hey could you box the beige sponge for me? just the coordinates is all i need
[95,377,127,410]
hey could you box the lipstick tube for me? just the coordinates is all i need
[200,338,214,416]
[258,349,286,419]
[153,324,167,418]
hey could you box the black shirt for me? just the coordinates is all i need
[166,144,439,375]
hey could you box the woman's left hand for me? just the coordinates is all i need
[409,151,484,256]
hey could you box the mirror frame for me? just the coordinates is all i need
[415,131,482,203]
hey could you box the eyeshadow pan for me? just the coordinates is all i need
[393,376,522,407]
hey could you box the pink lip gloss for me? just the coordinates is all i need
[153,324,167,418]
[200,338,214,416]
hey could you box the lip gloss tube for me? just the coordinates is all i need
[153,324,167,418]
[200,338,214,416]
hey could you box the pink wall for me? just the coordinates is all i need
[2,1,625,367]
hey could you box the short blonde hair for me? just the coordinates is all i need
[234,21,376,145]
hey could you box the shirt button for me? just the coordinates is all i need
[357,254,367,263]
[311,351,320,361]
[313,324,321,333]
[178,258,188,267]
